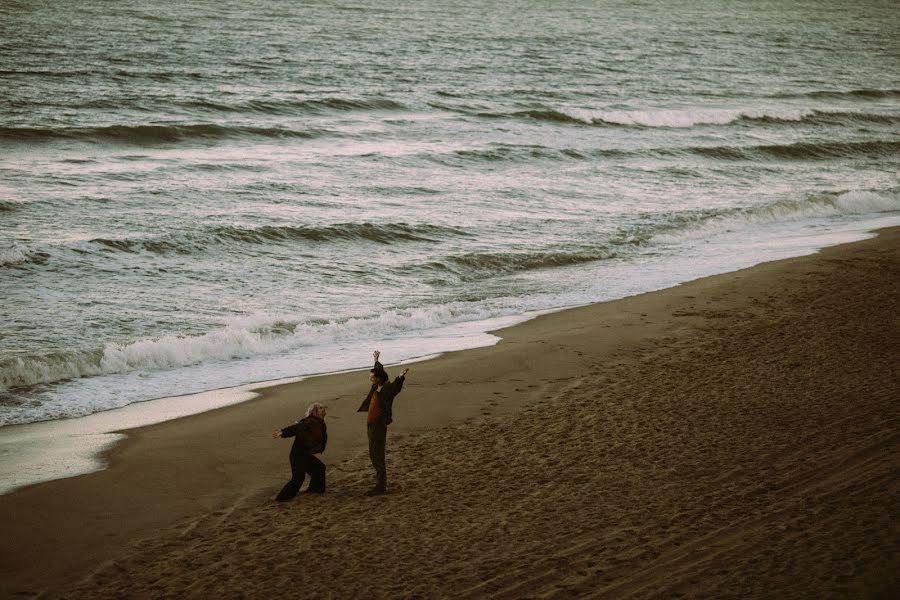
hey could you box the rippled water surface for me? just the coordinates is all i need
[1,0,898,424]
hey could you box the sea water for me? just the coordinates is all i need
[1,0,898,491]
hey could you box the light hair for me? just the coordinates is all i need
[306,403,326,418]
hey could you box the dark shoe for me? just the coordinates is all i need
[364,487,386,497]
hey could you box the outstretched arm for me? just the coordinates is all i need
[273,422,301,438]
[390,367,410,393]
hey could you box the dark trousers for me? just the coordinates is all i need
[367,421,388,490]
[276,449,326,501]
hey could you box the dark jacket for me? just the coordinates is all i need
[280,414,328,454]
[357,361,405,425]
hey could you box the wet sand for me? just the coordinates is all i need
[1,228,897,599]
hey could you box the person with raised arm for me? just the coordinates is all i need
[357,350,409,496]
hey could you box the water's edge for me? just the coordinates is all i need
[0,225,888,496]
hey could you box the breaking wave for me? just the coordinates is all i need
[0,245,49,268]
[0,325,296,395]
[427,248,617,281]
[646,189,900,244]
[207,222,464,245]
[473,106,900,129]
[0,304,494,403]
[3,223,469,268]
[88,222,467,256]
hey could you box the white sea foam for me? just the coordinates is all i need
[0,300,512,398]
[562,106,815,127]
[743,189,900,224]
[833,190,900,213]
[0,354,102,391]
[0,245,31,267]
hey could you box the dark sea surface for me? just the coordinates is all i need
[1,0,899,427]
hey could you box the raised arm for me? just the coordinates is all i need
[372,349,388,380]
[390,367,410,393]
[372,350,409,392]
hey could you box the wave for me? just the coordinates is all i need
[423,248,617,281]
[473,106,900,129]
[691,140,900,161]
[575,107,900,128]
[28,95,407,117]
[567,107,819,128]
[0,123,320,145]
[181,97,407,115]
[0,69,102,78]
[206,222,465,245]
[786,89,900,100]
[472,107,813,127]
[449,145,597,163]
[478,109,589,125]
[0,302,497,400]
[408,188,899,285]
[0,324,295,393]
[90,237,196,255]
[0,200,21,212]
[3,187,895,399]
[0,245,34,267]
[428,138,898,166]
[432,188,900,281]
[89,222,466,256]
[647,189,900,244]
[741,110,900,127]
[0,244,50,268]
[4,223,467,268]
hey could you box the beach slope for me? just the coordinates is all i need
[1,228,897,599]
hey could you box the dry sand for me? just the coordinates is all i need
[1,228,897,599]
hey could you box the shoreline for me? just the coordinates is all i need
[0,224,891,495]
[1,227,897,598]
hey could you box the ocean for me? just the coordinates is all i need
[1,0,898,488]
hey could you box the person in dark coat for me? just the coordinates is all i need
[272,402,328,501]
[357,350,409,496]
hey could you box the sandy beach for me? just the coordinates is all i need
[1,227,897,599]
